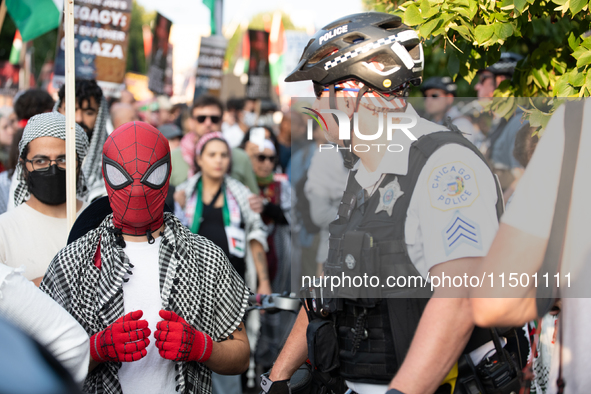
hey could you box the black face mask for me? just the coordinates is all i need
[27,165,67,205]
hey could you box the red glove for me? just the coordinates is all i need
[154,310,213,362]
[90,310,151,363]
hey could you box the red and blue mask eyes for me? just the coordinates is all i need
[103,154,171,190]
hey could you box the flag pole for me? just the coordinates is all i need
[64,0,76,229]
[0,2,7,34]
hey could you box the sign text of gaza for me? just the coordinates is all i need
[59,5,129,60]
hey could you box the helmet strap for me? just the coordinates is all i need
[328,83,370,169]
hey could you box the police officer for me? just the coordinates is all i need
[421,77,483,148]
[475,52,527,192]
[262,12,507,394]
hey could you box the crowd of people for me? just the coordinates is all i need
[0,9,584,394]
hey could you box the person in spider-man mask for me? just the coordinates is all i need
[41,121,251,394]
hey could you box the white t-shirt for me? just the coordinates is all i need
[501,102,591,393]
[118,237,176,394]
[0,263,90,383]
[0,203,85,280]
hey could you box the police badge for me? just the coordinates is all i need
[375,177,404,216]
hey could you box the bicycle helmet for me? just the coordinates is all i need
[420,76,457,96]
[285,12,423,99]
[481,52,523,78]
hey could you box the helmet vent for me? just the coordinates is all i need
[308,46,339,64]
[323,19,351,31]
[376,18,403,30]
[343,33,367,44]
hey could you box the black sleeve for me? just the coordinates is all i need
[262,202,288,224]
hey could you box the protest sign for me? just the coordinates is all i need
[148,13,172,96]
[246,30,270,100]
[53,0,132,98]
[194,35,227,99]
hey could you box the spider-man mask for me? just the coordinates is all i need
[102,121,171,236]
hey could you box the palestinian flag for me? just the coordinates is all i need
[9,30,22,65]
[269,11,285,89]
[6,0,62,42]
[203,0,217,35]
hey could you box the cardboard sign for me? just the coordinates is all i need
[53,0,132,98]
[148,13,172,96]
[194,35,227,99]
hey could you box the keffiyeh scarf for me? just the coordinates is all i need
[12,112,89,207]
[40,212,250,394]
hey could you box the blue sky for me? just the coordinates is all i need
[136,0,364,30]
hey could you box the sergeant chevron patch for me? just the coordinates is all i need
[442,210,482,255]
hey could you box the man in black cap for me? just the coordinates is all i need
[421,76,482,147]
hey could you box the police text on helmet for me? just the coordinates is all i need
[319,25,349,45]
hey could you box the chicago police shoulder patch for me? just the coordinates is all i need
[428,161,479,211]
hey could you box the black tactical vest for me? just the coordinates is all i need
[324,130,504,384]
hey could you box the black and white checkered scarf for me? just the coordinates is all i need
[54,96,109,197]
[40,212,250,394]
[12,112,89,206]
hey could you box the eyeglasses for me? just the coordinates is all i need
[194,115,222,124]
[256,154,276,163]
[25,157,67,171]
[313,82,360,99]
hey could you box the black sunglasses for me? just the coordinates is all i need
[194,115,222,124]
[256,154,276,163]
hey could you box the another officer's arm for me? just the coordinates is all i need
[268,308,309,381]
[471,222,542,327]
[388,257,476,394]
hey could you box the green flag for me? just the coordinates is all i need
[6,0,61,42]
[202,0,216,35]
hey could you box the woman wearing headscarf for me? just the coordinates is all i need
[176,131,270,294]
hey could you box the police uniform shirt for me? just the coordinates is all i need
[354,104,500,278]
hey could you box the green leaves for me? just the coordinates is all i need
[576,51,591,67]
[474,24,494,44]
[514,0,528,13]
[568,32,581,51]
[568,69,585,87]
[448,50,460,79]
[554,75,576,97]
[569,0,586,15]
[386,0,590,105]
[404,4,423,25]
[419,17,442,38]
[528,109,552,129]
[494,23,514,41]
